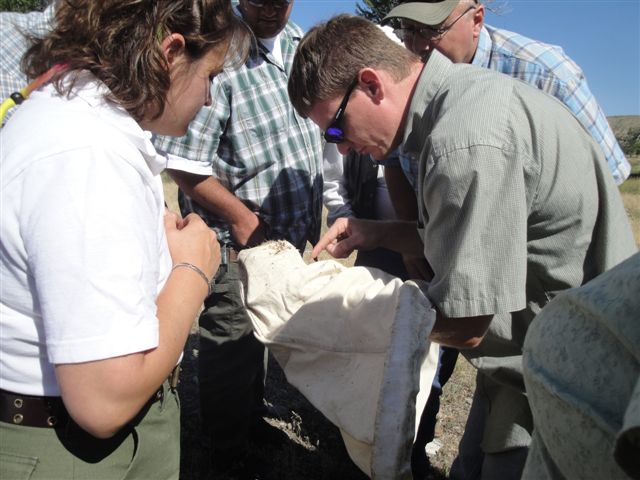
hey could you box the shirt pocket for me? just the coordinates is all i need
[233,78,291,142]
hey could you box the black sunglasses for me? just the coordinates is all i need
[324,78,359,144]
[247,0,292,8]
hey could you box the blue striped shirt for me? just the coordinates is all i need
[400,24,630,187]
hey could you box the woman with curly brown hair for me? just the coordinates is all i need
[0,1,249,478]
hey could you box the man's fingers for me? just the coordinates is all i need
[325,236,356,259]
[311,221,345,258]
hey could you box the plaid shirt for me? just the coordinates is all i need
[155,18,323,251]
[0,6,55,124]
[400,24,630,187]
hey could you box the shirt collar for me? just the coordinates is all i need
[66,71,167,175]
[471,25,491,69]
[402,50,454,156]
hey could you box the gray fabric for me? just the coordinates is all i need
[403,50,636,452]
[238,241,439,478]
[523,252,640,479]
[616,378,640,479]
[450,374,529,480]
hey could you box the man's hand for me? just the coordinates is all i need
[230,213,266,248]
[311,217,381,259]
[164,211,220,280]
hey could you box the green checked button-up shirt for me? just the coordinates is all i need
[154,19,323,251]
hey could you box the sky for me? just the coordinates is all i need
[290,0,640,116]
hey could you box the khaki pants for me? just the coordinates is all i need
[0,382,180,480]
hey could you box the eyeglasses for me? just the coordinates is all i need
[246,0,292,8]
[324,78,358,144]
[393,5,476,42]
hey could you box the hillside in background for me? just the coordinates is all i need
[609,115,640,157]
[609,115,640,136]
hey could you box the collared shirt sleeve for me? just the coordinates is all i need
[420,145,527,318]
[322,143,354,226]
[21,148,162,364]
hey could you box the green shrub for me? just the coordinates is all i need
[0,0,46,12]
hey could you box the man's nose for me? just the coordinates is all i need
[261,4,277,16]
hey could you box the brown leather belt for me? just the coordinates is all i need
[1,365,180,428]
[0,390,68,428]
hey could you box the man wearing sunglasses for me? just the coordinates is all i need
[379,2,632,474]
[154,0,324,476]
[289,14,636,480]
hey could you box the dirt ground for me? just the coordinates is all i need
[177,329,476,480]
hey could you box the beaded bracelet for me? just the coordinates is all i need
[171,262,214,296]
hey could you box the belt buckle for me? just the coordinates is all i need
[216,243,230,280]
[169,364,181,390]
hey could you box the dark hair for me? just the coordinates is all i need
[22,0,250,122]
[288,14,418,118]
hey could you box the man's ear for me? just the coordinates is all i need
[472,4,485,37]
[161,33,186,67]
[358,68,385,104]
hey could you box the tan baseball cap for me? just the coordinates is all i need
[383,0,461,26]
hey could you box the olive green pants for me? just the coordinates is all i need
[0,382,180,480]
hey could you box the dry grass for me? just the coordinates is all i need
[622,191,640,245]
[621,155,640,246]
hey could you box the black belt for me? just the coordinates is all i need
[1,365,180,429]
[0,390,68,428]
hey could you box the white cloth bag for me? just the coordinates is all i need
[238,241,439,479]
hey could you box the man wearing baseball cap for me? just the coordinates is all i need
[382,0,629,188]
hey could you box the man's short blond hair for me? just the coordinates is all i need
[287,14,419,118]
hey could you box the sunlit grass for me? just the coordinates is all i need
[622,191,640,247]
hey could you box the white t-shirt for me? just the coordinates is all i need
[0,73,171,395]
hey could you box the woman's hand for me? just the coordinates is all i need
[164,211,220,279]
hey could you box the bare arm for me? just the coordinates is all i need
[385,165,419,222]
[430,312,493,349]
[384,166,433,280]
[168,169,265,247]
[55,212,219,438]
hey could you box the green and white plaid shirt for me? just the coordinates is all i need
[154,19,323,251]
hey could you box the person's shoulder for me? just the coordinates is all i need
[281,20,304,42]
[484,24,583,79]
[0,5,54,35]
